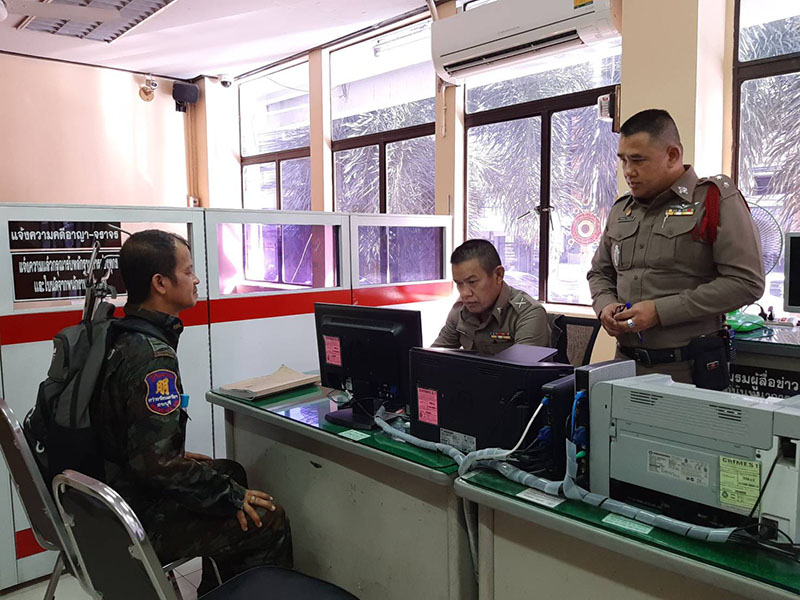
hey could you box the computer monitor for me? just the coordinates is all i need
[409,347,573,476]
[785,232,800,313]
[314,303,423,430]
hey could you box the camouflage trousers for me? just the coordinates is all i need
[140,459,293,593]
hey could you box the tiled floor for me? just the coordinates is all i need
[0,557,203,600]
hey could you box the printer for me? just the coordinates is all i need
[589,373,800,539]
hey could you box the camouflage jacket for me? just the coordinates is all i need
[92,305,246,517]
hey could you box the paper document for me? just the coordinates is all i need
[220,365,320,400]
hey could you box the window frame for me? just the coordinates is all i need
[732,0,800,182]
[464,84,617,303]
[329,18,437,215]
[241,148,311,210]
[238,60,312,210]
[331,122,436,213]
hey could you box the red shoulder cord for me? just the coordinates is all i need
[693,184,720,245]
[693,183,751,246]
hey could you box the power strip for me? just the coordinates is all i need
[769,317,798,327]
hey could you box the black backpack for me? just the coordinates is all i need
[23,300,168,484]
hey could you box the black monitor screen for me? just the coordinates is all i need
[787,234,800,313]
[314,303,422,430]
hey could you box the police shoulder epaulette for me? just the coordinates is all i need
[613,191,633,205]
[697,174,739,199]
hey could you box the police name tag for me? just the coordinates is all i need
[145,369,180,415]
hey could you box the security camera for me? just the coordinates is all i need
[218,74,234,88]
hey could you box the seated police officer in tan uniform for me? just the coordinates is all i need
[433,239,551,355]
[588,109,764,388]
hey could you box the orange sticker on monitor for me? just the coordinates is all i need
[574,0,593,7]
[417,387,439,425]
[323,335,342,366]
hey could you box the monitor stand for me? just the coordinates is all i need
[324,401,379,431]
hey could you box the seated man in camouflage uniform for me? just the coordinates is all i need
[433,239,551,355]
[92,230,292,595]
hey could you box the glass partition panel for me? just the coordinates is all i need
[356,224,445,285]
[217,222,340,295]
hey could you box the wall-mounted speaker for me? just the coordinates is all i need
[172,82,199,112]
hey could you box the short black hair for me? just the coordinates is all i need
[120,230,190,305]
[620,109,681,146]
[450,239,501,274]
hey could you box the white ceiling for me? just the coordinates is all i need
[0,0,428,80]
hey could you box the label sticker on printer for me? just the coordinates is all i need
[417,387,439,425]
[719,456,761,511]
[440,428,476,453]
[647,450,709,486]
[323,335,342,367]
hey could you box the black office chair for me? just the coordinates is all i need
[52,469,360,600]
[549,314,601,366]
[0,397,86,599]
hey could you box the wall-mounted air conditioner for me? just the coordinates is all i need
[431,0,619,84]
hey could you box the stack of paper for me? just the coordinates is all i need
[219,365,319,400]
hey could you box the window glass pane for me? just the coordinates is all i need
[467,117,542,298]
[280,157,312,211]
[387,135,436,214]
[388,226,444,282]
[331,21,436,140]
[242,163,277,209]
[357,225,445,284]
[282,225,314,284]
[738,1,800,62]
[549,106,619,305]
[240,62,310,156]
[216,223,339,294]
[466,43,621,113]
[334,146,380,213]
[358,226,386,284]
[243,224,279,282]
[738,72,800,316]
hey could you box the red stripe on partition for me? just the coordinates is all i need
[0,301,211,346]
[0,284,449,344]
[15,528,46,559]
[207,289,353,325]
[0,309,96,346]
[352,282,453,306]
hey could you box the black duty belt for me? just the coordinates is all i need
[618,345,691,367]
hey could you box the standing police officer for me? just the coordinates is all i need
[92,230,292,595]
[433,239,551,355]
[587,109,764,387]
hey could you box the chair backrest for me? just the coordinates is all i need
[561,315,601,366]
[0,397,70,555]
[52,470,178,600]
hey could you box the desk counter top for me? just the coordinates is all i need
[735,326,800,358]
[455,471,800,600]
[206,387,457,486]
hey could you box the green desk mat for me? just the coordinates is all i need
[463,470,800,594]
[215,388,458,474]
